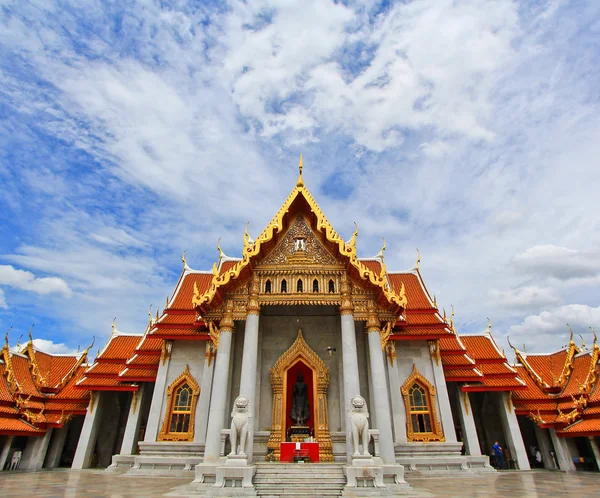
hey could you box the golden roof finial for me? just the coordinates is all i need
[376,237,386,260]
[507,336,518,353]
[156,308,159,321]
[486,317,492,335]
[181,250,190,271]
[348,222,359,248]
[148,305,153,326]
[590,327,598,347]
[442,307,447,323]
[296,154,304,187]
[16,335,22,350]
[449,305,455,332]
[432,294,437,308]
[415,248,421,270]
[28,324,35,345]
[217,237,224,262]
[111,318,117,334]
[4,327,10,347]
[578,334,586,350]
[568,324,574,345]
[166,295,170,309]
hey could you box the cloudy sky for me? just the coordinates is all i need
[0,0,599,356]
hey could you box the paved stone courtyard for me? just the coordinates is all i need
[0,469,599,497]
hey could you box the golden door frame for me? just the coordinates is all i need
[267,329,334,461]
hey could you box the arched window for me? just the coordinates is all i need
[281,279,287,293]
[265,279,272,293]
[159,365,200,441]
[313,279,319,292]
[328,279,335,293]
[297,279,303,292]
[401,365,444,442]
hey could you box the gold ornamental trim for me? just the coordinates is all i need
[158,365,200,442]
[401,365,445,442]
[192,167,407,311]
[266,329,333,462]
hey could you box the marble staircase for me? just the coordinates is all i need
[253,462,345,497]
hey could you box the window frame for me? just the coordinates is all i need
[158,364,200,442]
[401,365,445,442]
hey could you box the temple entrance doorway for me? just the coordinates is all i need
[267,330,334,461]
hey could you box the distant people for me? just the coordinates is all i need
[492,441,506,469]
[535,448,543,468]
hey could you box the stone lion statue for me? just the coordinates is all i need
[229,395,251,456]
[350,395,371,456]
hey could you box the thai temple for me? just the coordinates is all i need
[1,161,599,494]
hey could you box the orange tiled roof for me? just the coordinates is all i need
[76,376,138,390]
[478,363,518,376]
[119,368,157,381]
[85,362,123,376]
[0,363,13,403]
[11,354,43,398]
[0,417,44,435]
[441,354,475,367]
[444,368,483,380]
[360,260,382,274]
[512,366,549,400]
[461,336,505,362]
[126,354,160,368]
[387,272,435,310]
[557,418,600,436]
[170,272,213,309]
[98,334,142,362]
[135,335,163,355]
[159,312,198,325]
[463,375,526,391]
[30,349,80,389]
[560,353,597,398]
[439,335,468,354]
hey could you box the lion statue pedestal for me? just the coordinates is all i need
[208,396,257,497]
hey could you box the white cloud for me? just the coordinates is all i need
[514,245,600,281]
[31,338,79,355]
[488,285,560,310]
[0,289,7,309]
[0,265,72,298]
[507,304,600,353]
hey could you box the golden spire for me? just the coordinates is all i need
[181,250,190,271]
[415,248,421,270]
[296,154,304,187]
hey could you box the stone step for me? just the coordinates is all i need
[254,462,346,497]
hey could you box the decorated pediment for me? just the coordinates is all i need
[258,216,340,268]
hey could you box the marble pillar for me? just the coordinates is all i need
[533,425,556,470]
[120,385,146,455]
[430,343,457,443]
[454,387,481,455]
[588,437,600,472]
[195,344,215,444]
[44,425,69,468]
[366,330,395,464]
[238,311,260,462]
[72,392,106,469]
[386,344,406,444]
[549,428,575,471]
[144,342,172,442]
[21,429,53,470]
[340,312,360,461]
[497,392,530,470]
[203,329,234,464]
[0,436,14,471]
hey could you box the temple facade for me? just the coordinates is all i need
[1,162,600,487]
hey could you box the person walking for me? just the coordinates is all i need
[493,441,506,469]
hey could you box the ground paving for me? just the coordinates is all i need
[0,469,599,497]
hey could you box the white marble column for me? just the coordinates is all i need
[120,385,146,455]
[386,343,406,444]
[72,391,106,469]
[238,307,260,462]
[44,425,69,468]
[365,311,395,464]
[455,387,481,455]
[430,342,457,443]
[588,437,600,472]
[340,312,361,461]
[194,343,215,444]
[533,425,556,470]
[21,429,54,470]
[144,341,172,442]
[497,392,530,470]
[0,436,14,471]
[202,327,234,464]
[549,428,575,471]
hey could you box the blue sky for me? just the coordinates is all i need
[1,0,599,355]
